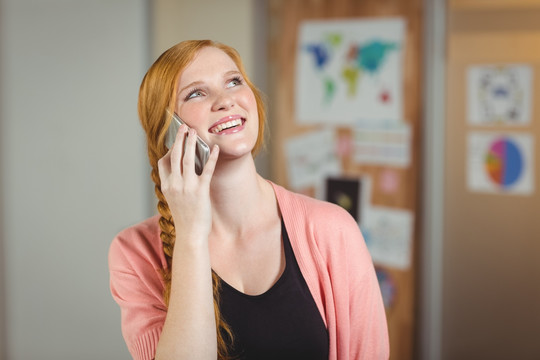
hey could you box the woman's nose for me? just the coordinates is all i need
[212,91,234,111]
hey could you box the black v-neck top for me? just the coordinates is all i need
[217,221,329,360]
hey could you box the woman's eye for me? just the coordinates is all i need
[226,77,242,88]
[186,90,203,100]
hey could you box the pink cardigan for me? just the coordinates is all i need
[109,182,389,359]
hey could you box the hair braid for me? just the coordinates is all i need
[152,165,234,359]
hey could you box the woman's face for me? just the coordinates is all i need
[174,46,258,159]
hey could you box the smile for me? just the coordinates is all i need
[209,117,246,134]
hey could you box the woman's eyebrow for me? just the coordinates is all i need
[224,70,241,77]
[178,81,204,95]
[178,70,241,94]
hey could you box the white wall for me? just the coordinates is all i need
[153,0,256,72]
[0,1,149,359]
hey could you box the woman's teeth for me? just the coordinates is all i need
[211,119,242,134]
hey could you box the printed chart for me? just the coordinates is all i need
[467,64,532,125]
[468,132,534,195]
[485,137,523,188]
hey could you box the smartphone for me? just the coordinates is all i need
[165,111,210,175]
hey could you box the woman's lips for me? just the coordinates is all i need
[209,115,246,134]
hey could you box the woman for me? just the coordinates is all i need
[109,40,389,360]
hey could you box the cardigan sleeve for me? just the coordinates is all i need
[340,215,390,359]
[324,205,389,360]
[108,217,168,360]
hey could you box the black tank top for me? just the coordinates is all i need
[217,221,329,360]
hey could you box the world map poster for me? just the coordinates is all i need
[295,18,405,125]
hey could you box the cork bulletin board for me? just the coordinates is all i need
[267,0,423,359]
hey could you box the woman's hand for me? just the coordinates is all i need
[155,124,220,360]
[158,124,219,245]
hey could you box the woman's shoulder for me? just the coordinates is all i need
[271,181,356,227]
[271,181,370,268]
[271,182,363,262]
[109,215,167,272]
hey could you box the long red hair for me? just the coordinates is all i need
[137,40,266,359]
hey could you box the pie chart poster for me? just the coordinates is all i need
[467,132,534,195]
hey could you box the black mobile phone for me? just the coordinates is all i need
[165,112,210,175]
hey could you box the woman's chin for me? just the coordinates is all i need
[216,144,256,161]
[216,137,256,155]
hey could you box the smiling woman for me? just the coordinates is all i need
[108,40,389,360]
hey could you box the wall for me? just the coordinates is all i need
[0,1,149,359]
[443,1,540,358]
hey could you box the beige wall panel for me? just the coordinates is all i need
[444,8,540,360]
[152,0,256,77]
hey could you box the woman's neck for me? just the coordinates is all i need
[209,156,277,240]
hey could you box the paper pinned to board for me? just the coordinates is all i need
[362,206,413,270]
[353,120,411,167]
[295,18,405,125]
[467,64,533,126]
[284,129,342,192]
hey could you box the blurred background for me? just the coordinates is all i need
[0,0,538,359]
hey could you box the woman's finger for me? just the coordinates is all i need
[170,124,188,176]
[182,128,198,177]
[200,144,219,182]
[157,149,172,179]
